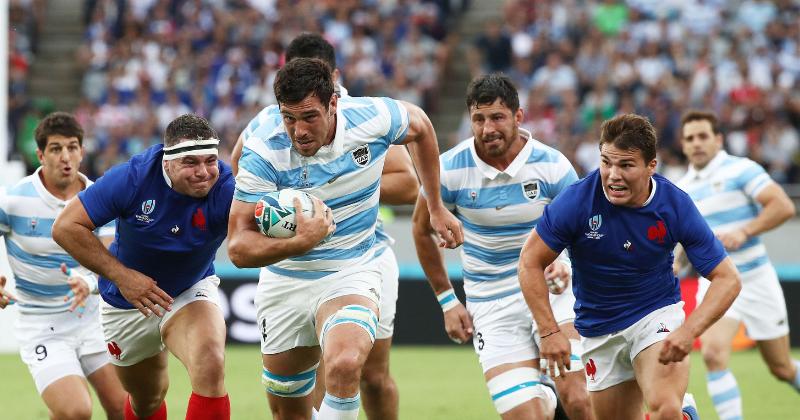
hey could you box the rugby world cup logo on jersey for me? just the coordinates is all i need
[522,180,540,200]
[351,145,371,167]
[27,217,42,236]
[585,214,604,239]
[136,199,156,223]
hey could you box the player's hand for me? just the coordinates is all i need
[0,275,19,309]
[658,326,693,364]
[294,197,335,248]
[429,206,463,249]
[544,261,570,294]
[443,303,473,344]
[716,230,747,251]
[539,330,570,378]
[61,263,89,316]
[117,268,173,317]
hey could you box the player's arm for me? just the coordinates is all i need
[660,256,740,364]
[518,228,571,377]
[399,101,463,248]
[719,183,795,250]
[53,198,173,317]
[412,194,473,343]
[230,133,245,177]
[227,198,334,268]
[380,145,419,205]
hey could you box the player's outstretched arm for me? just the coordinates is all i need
[227,197,334,267]
[412,194,473,343]
[718,183,796,251]
[399,101,463,249]
[659,257,740,364]
[53,198,174,317]
[379,145,419,205]
[519,228,570,377]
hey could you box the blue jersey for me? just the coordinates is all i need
[78,145,234,309]
[536,171,726,337]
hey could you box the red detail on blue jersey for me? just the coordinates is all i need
[192,208,207,231]
[647,220,667,244]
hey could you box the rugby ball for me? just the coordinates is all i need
[254,189,316,238]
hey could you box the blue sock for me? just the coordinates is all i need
[791,360,800,392]
[707,370,742,420]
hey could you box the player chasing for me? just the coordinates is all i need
[231,33,416,420]
[676,110,800,419]
[518,113,741,419]
[413,73,593,420]
[53,114,234,420]
[228,57,462,420]
[0,112,126,420]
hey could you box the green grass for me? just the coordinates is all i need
[0,346,798,419]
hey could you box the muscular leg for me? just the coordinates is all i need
[485,360,555,420]
[87,363,126,420]
[115,352,170,417]
[41,376,94,420]
[589,380,643,420]
[360,337,399,420]
[263,346,321,420]
[700,317,742,419]
[634,341,689,420]
[553,322,593,420]
[757,335,800,386]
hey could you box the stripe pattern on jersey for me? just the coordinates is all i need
[678,151,773,276]
[0,169,114,313]
[437,130,578,301]
[235,96,409,278]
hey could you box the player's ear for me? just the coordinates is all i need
[515,107,524,127]
[647,158,657,176]
[329,94,338,116]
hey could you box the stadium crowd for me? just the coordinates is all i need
[463,0,800,182]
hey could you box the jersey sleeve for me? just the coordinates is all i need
[234,145,279,203]
[535,190,578,254]
[546,155,579,199]
[78,163,135,228]
[379,98,410,145]
[677,194,727,277]
[735,159,773,199]
[0,188,9,235]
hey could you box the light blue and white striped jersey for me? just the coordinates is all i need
[235,96,409,278]
[438,129,579,301]
[677,151,774,275]
[0,169,114,314]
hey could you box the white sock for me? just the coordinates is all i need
[317,392,360,420]
[707,369,742,420]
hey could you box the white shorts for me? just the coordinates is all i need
[376,247,399,340]
[581,302,685,392]
[100,276,222,366]
[256,258,382,354]
[466,288,578,372]
[697,264,789,340]
[16,296,110,393]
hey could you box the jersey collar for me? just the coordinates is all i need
[32,167,89,208]
[685,150,727,180]
[469,128,535,180]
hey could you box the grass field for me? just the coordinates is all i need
[1,345,798,419]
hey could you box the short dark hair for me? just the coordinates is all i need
[599,114,657,162]
[274,58,334,109]
[34,112,84,151]
[465,73,520,112]
[286,33,336,71]
[680,109,720,135]
[164,114,218,147]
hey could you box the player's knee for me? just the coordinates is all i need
[190,344,226,385]
[647,396,682,419]
[767,361,796,382]
[487,368,556,415]
[558,381,591,414]
[360,368,392,396]
[700,342,728,370]
[262,364,318,398]
[50,402,92,420]
[324,349,364,385]
[132,396,167,418]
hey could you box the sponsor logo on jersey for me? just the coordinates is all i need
[656,322,670,333]
[522,180,540,200]
[351,145,371,167]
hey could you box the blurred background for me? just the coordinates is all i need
[1,0,800,417]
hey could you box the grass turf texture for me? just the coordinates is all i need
[0,346,798,419]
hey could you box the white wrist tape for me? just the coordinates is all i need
[437,289,459,312]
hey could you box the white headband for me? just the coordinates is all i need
[162,138,220,160]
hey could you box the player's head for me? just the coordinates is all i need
[34,112,85,190]
[465,73,523,160]
[162,114,220,198]
[598,114,658,208]
[274,58,337,157]
[680,109,723,170]
[286,33,340,83]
